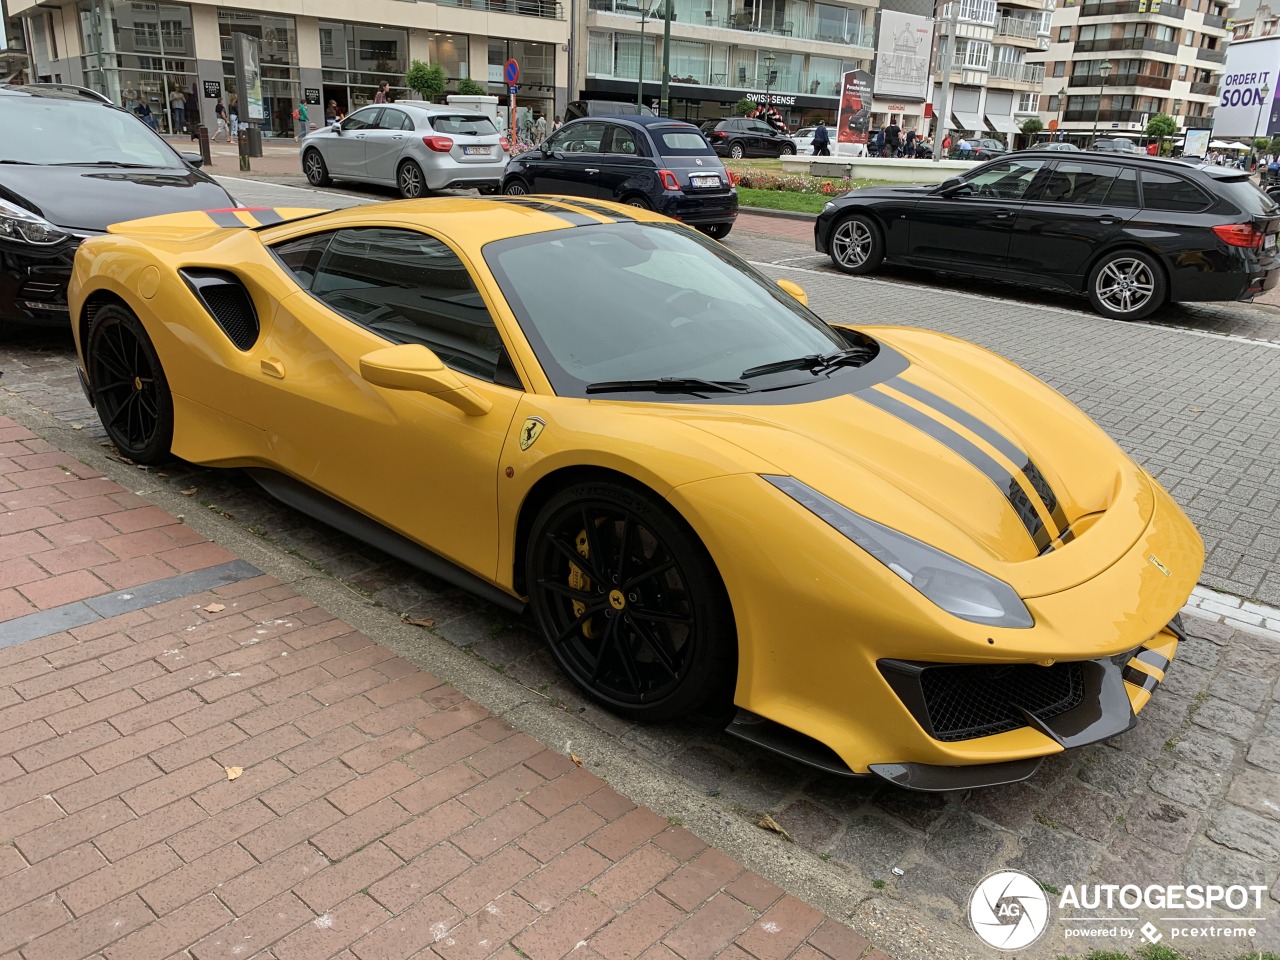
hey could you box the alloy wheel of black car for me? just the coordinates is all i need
[87,305,173,465]
[624,196,651,210]
[303,149,331,187]
[1087,249,1166,321]
[398,160,426,199]
[503,179,529,196]
[729,142,745,159]
[526,481,736,721]
[829,213,885,275]
[779,143,796,156]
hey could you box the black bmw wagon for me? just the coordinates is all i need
[815,151,1280,320]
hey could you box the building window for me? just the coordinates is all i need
[1052,61,1064,76]
[319,22,408,115]
[218,9,300,137]
[1057,25,1070,41]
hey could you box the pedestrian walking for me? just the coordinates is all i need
[883,119,901,157]
[374,80,390,104]
[213,97,229,142]
[812,119,830,156]
[958,136,972,157]
[535,113,547,141]
[552,115,563,131]
[903,126,916,157]
[293,99,309,141]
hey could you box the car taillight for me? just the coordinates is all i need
[709,131,725,140]
[1212,223,1265,248]
[657,169,681,191]
[423,136,454,152]
[499,136,510,151]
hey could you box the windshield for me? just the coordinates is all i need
[484,223,851,396]
[2,97,182,167]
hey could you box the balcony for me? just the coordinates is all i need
[1068,71,1171,89]
[989,60,1045,83]
[591,2,874,46]
[1203,13,1226,28]
[1063,107,1149,123]
[1074,36,1179,54]
[1190,80,1217,94]
[995,15,1041,38]
[438,0,565,17]
[939,0,998,26]
[1196,46,1226,62]
[587,64,843,97]
[1079,0,1184,18]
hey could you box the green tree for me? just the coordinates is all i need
[1254,137,1271,152]
[1145,113,1176,140]
[457,77,486,96]
[732,97,755,116]
[405,60,447,102]
[1020,116,1044,136]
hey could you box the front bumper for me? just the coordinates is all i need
[0,239,81,325]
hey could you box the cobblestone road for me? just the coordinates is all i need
[2,176,1278,957]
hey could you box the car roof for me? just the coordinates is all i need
[1010,150,1251,179]
[1,83,116,104]
[567,114,701,132]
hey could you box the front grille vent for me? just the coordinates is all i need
[19,280,61,301]
[920,661,1085,742]
[180,269,259,350]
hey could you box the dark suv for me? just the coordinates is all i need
[700,118,796,159]
[0,84,233,327]
[502,115,738,238]
[815,150,1280,320]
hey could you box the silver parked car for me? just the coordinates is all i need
[301,102,508,197]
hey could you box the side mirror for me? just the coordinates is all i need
[180,152,204,168]
[359,344,492,417]
[776,278,808,307]
[936,176,964,195]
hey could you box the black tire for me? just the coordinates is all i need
[623,195,651,210]
[828,213,885,275]
[779,143,796,156]
[87,305,173,465]
[503,178,530,196]
[398,160,426,199]
[700,223,732,240]
[526,480,737,722]
[303,149,330,187]
[728,142,746,160]
[1086,249,1166,321]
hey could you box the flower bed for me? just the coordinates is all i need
[727,169,879,196]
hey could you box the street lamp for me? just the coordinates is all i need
[634,2,658,109]
[1255,83,1271,163]
[1091,59,1112,147]
[1056,85,1066,140]
[762,50,776,109]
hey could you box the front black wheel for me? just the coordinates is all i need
[828,213,885,275]
[779,143,796,156]
[526,481,736,722]
[303,149,330,186]
[87,305,173,465]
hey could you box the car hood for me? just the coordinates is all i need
[664,328,1159,598]
[0,165,233,232]
[837,183,936,202]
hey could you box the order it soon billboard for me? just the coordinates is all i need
[1213,35,1280,138]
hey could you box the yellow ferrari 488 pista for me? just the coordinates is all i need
[69,197,1203,791]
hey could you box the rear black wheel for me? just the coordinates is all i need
[303,149,330,186]
[526,481,736,722]
[728,142,746,160]
[503,178,530,196]
[87,305,173,465]
[623,195,651,210]
[700,223,733,240]
[1087,249,1166,321]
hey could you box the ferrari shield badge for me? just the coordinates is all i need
[519,417,546,451]
[1148,555,1172,577]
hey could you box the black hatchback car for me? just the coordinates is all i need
[815,151,1280,320]
[0,84,234,328]
[502,115,738,238]
[699,118,797,159]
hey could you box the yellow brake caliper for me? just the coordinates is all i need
[570,529,599,638]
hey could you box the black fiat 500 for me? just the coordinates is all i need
[501,115,738,239]
[815,150,1280,320]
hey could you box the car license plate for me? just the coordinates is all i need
[690,174,721,188]
[463,146,489,156]
[1267,233,1277,251]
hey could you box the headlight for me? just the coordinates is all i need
[0,198,71,246]
[765,475,1034,628]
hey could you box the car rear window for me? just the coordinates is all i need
[1209,175,1280,217]
[655,129,715,156]
[1140,170,1210,212]
[428,114,498,136]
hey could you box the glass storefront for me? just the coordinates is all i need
[320,22,408,119]
[427,32,470,83]
[78,0,197,135]
[488,39,555,141]
[219,9,299,137]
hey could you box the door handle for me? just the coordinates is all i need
[994,209,1013,219]
[260,359,286,379]
[585,168,599,174]
[1098,216,1119,225]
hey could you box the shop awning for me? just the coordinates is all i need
[951,112,985,133]
[986,114,1021,134]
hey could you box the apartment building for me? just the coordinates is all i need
[14,0,569,137]
[1031,0,1230,141]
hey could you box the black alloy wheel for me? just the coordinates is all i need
[779,143,796,156]
[526,481,736,722]
[87,305,174,465]
[503,178,530,196]
[303,149,331,186]
[729,142,746,160]
[623,196,651,209]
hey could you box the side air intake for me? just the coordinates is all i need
[179,269,260,350]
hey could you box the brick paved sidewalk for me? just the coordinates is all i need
[0,414,890,960]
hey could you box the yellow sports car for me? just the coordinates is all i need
[69,197,1203,791]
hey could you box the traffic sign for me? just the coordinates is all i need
[504,59,520,85]
[508,84,518,95]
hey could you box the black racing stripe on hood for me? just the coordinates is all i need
[544,198,638,222]
[888,376,1069,535]
[206,210,249,228]
[486,197,600,226]
[861,388,1051,553]
[250,209,285,225]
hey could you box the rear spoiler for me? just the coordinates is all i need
[107,206,329,240]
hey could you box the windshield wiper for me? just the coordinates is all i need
[586,377,753,395]
[0,160,33,165]
[740,347,873,379]
[52,161,157,168]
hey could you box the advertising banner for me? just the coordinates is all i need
[835,69,873,155]
[873,11,932,102]
[1212,36,1280,137]
[232,33,265,123]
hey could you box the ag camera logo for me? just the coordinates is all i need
[969,869,1051,950]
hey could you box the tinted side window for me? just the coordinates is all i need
[550,121,606,153]
[378,109,413,131]
[1106,167,1139,206]
[272,231,334,289]
[604,125,640,156]
[342,108,381,131]
[1037,161,1122,206]
[1141,171,1210,212]
[959,159,1045,200]
[310,228,505,382]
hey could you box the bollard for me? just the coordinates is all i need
[238,127,250,172]
[197,124,212,167]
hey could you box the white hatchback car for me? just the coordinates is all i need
[301,102,508,197]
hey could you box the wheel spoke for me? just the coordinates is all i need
[614,516,632,582]
[551,601,606,647]
[629,607,694,626]
[536,577,595,603]
[622,558,676,591]
[545,533,606,585]
[579,508,607,581]
[605,615,644,694]
[627,616,681,680]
